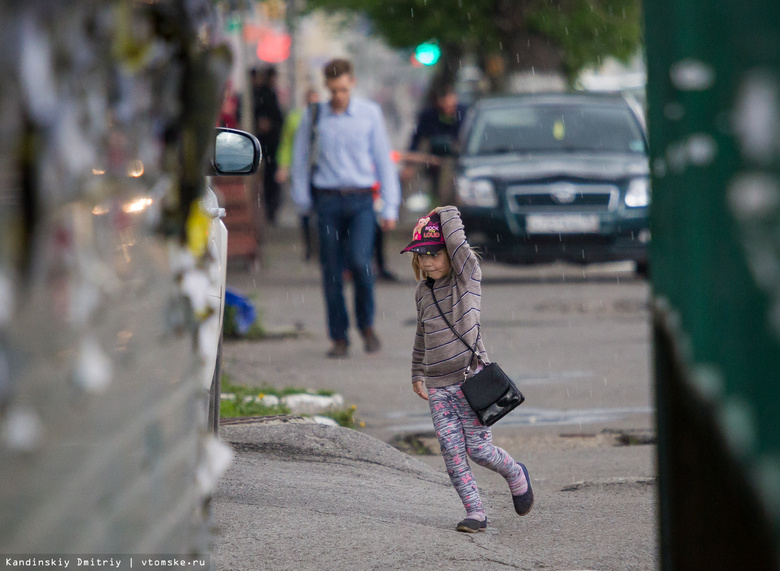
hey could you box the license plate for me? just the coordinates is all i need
[525,214,600,234]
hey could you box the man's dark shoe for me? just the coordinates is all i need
[326,339,348,358]
[456,518,487,533]
[512,463,534,516]
[361,328,381,353]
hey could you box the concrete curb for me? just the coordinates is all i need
[219,420,448,485]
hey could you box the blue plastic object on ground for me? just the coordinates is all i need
[224,289,256,335]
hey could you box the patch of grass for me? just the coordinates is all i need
[222,379,283,399]
[390,432,436,456]
[223,306,266,340]
[318,405,358,429]
[219,378,357,427]
[242,321,266,340]
[219,378,289,418]
[220,398,290,418]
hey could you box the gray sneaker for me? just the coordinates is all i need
[512,463,534,516]
[456,518,487,533]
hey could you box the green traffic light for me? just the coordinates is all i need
[414,42,441,66]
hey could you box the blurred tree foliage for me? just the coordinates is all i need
[302,0,642,89]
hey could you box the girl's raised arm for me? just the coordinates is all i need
[438,206,478,285]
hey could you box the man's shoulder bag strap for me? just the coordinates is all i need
[308,102,321,174]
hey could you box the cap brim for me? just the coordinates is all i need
[400,242,446,255]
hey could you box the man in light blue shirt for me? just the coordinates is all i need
[291,58,401,358]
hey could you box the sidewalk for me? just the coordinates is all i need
[213,419,461,571]
[212,418,656,571]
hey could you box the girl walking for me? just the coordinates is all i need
[401,206,533,532]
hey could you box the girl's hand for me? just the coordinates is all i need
[412,380,429,401]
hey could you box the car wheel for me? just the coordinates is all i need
[207,333,223,434]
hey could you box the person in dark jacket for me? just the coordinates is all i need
[401,84,468,203]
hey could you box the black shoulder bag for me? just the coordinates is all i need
[426,278,524,426]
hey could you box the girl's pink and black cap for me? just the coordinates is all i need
[400,213,446,255]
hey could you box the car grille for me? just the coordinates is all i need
[507,183,619,213]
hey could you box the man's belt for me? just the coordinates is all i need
[313,186,374,196]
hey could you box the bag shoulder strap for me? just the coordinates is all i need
[308,102,321,173]
[426,278,481,362]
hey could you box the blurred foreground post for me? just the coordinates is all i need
[646,1,780,568]
[0,0,234,556]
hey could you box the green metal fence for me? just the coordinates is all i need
[645,1,780,567]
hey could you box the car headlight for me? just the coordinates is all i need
[625,178,650,208]
[456,177,498,207]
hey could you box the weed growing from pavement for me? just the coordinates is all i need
[323,405,358,428]
[220,377,359,428]
[389,432,436,455]
[223,306,265,340]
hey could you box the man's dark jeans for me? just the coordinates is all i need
[315,192,377,342]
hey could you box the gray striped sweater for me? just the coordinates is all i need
[411,206,489,389]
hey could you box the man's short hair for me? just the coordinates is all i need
[323,58,353,80]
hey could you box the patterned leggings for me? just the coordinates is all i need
[429,383,522,515]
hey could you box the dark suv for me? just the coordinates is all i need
[453,92,650,274]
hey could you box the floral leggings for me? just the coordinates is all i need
[428,383,522,515]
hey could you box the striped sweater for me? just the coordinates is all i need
[411,206,489,389]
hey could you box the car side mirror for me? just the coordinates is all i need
[212,128,262,175]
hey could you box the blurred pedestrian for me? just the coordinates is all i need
[277,88,320,261]
[217,81,240,129]
[252,66,284,224]
[372,182,398,282]
[402,206,534,533]
[291,58,400,358]
[401,83,468,203]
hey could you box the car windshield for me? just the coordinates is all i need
[465,102,647,156]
